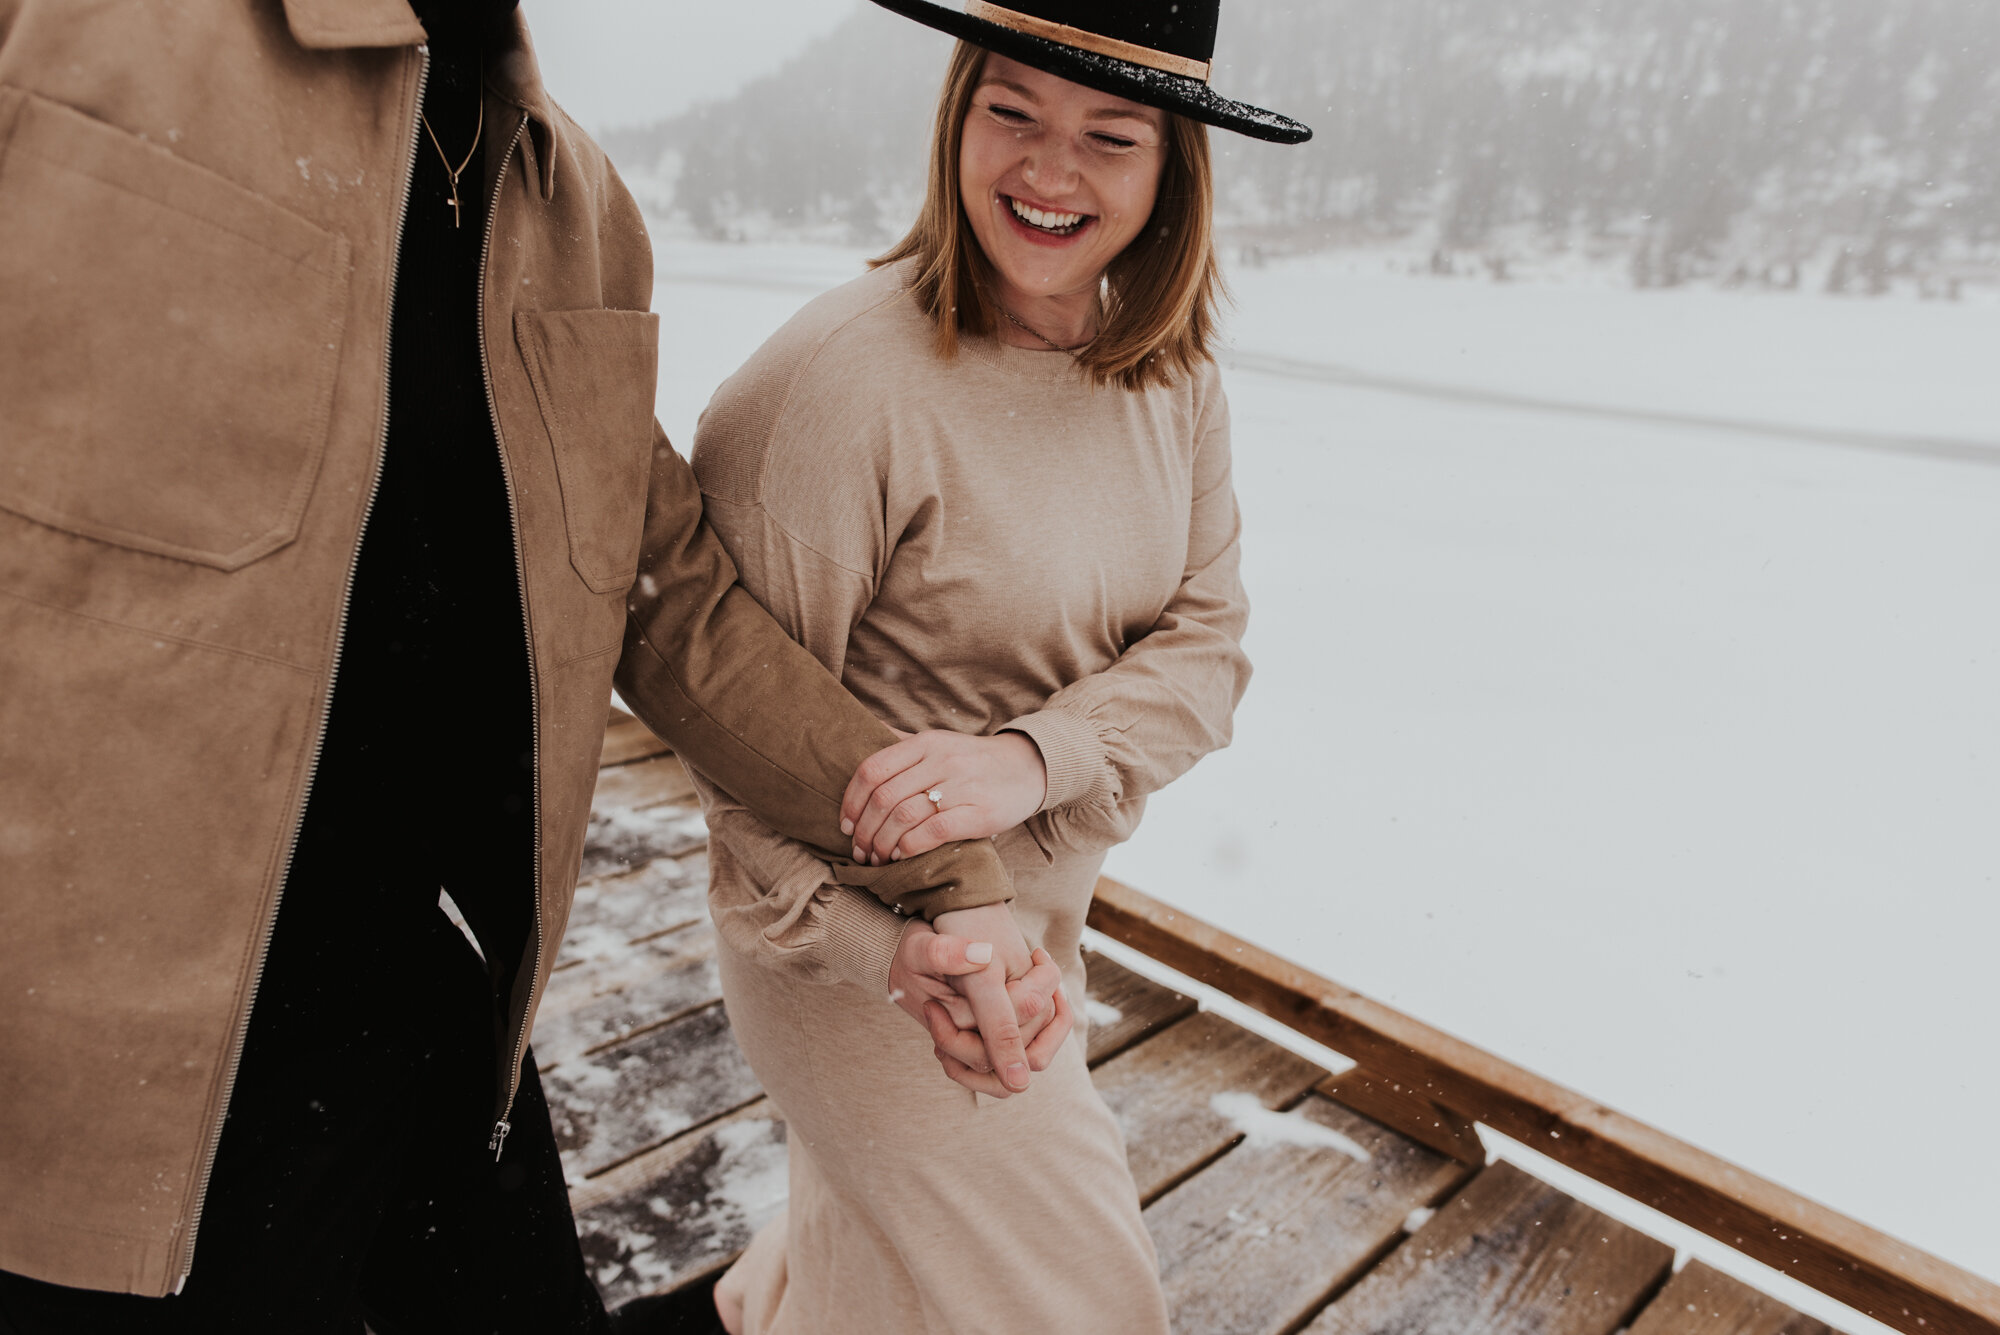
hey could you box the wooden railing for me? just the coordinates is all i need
[1086,875,2000,1335]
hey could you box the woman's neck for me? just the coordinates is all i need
[990,278,1100,351]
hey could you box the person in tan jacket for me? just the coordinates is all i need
[0,1,1067,1328]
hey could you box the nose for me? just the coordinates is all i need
[1020,137,1081,198]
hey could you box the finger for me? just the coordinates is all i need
[914,932,996,980]
[935,990,977,1030]
[1003,976,1049,1044]
[923,1001,991,1070]
[1025,981,1074,1071]
[1008,953,1063,1043]
[1011,978,1047,1027]
[889,804,983,861]
[840,737,927,841]
[862,782,949,866]
[935,1048,1012,1098]
[960,964,1030,1093]
[852,760,944,863]
[1016,954,1065,1002]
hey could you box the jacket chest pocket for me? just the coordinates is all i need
[514,309,661,594]
[0,88,349,570]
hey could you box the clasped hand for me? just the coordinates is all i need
[846,730,1069,1096]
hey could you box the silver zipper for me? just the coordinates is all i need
[477,112,538,1162]
[169,46,432,1292]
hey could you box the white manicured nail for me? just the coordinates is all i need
[966,942,994,965]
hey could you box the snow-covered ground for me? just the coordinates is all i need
[645,239,2000,1323]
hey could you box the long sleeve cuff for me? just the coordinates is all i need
[818,885,907,994]
[1003,705,1108,813]
[829,836,1014,919]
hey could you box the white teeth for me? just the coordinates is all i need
[1009,197,1086,232]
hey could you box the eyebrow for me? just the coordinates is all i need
[978,77,1159,125]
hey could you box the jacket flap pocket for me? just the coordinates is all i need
[0,88,349,570]
[514,308,661,594]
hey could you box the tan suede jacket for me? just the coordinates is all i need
[0,0,1009,1297]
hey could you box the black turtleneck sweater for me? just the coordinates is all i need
[292,0,533,1008]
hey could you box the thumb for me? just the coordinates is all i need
[918,932,995,978]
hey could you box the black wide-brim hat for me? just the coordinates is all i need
[867,0,1312,144]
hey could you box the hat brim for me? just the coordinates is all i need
[866,0,1312,145]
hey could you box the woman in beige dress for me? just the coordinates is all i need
[691,4,1310,1331]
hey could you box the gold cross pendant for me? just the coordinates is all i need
[421,99,482,231]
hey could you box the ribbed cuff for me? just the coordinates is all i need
[830,839,1015,920]
[818,885,908,994]
[1002,707,1106,812]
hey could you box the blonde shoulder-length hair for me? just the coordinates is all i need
[871,41,1222,392]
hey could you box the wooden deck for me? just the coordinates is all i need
[554,711,1848,1332]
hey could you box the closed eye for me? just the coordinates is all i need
[987,103,1034,126]
[1090,132,1138,150]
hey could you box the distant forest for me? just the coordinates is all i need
[600,0,2000,293]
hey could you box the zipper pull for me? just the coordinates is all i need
[488,1119,512,1161]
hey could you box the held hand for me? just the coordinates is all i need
[922,949,1073,1098]
[926,902,1038,1094]
[886,916,1059,1098]
[932,902,1033,980]
[841,730,1049,865]
[886,917,997,1037]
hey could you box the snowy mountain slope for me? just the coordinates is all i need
[601,0,2000,292]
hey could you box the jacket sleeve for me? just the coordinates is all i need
[1003,386,1252,858]
[672,388,929,991]
[691,768,909,994]
[613,420,1012,920]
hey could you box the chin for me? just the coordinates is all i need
[988,249,1099,301]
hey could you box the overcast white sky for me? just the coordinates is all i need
[524,0,860,132]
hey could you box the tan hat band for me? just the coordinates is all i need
[964,2,1213,83]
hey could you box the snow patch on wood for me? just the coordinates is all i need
[1210,1091,1373,1162]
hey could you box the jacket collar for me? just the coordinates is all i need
[281,0,427,49]
[282,0,560,199]
[486,13,561,200]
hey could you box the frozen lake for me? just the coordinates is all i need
[644,239,2000,1319]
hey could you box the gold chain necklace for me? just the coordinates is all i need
[420,91,484,229]
[1001,306,1091,354]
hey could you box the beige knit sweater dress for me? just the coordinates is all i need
[687,260,1251,1335]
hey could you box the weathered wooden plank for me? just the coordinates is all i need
[1083,950,1197,1066]
[592,753,699,815]
[579,799,707,882]
[1147,1092,1476,1335]
[1629,1262,1841,1335]
[1302,1159,1673,1335]
[573,1100,789,1309]
[601,709,673,768]
[1087,876,2000,1335]
[545,1002,763,1180]
[559,853,710,969]
[534,924,722,1070]
[1319,1067,1485,1166]
[1090,1010,1326,1202]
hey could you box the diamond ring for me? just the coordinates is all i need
[925,787,945,809]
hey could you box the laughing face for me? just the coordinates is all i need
[958,54,1168,335]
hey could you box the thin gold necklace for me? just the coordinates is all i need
[420,91,484,229]
[1001,306,1092,354]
